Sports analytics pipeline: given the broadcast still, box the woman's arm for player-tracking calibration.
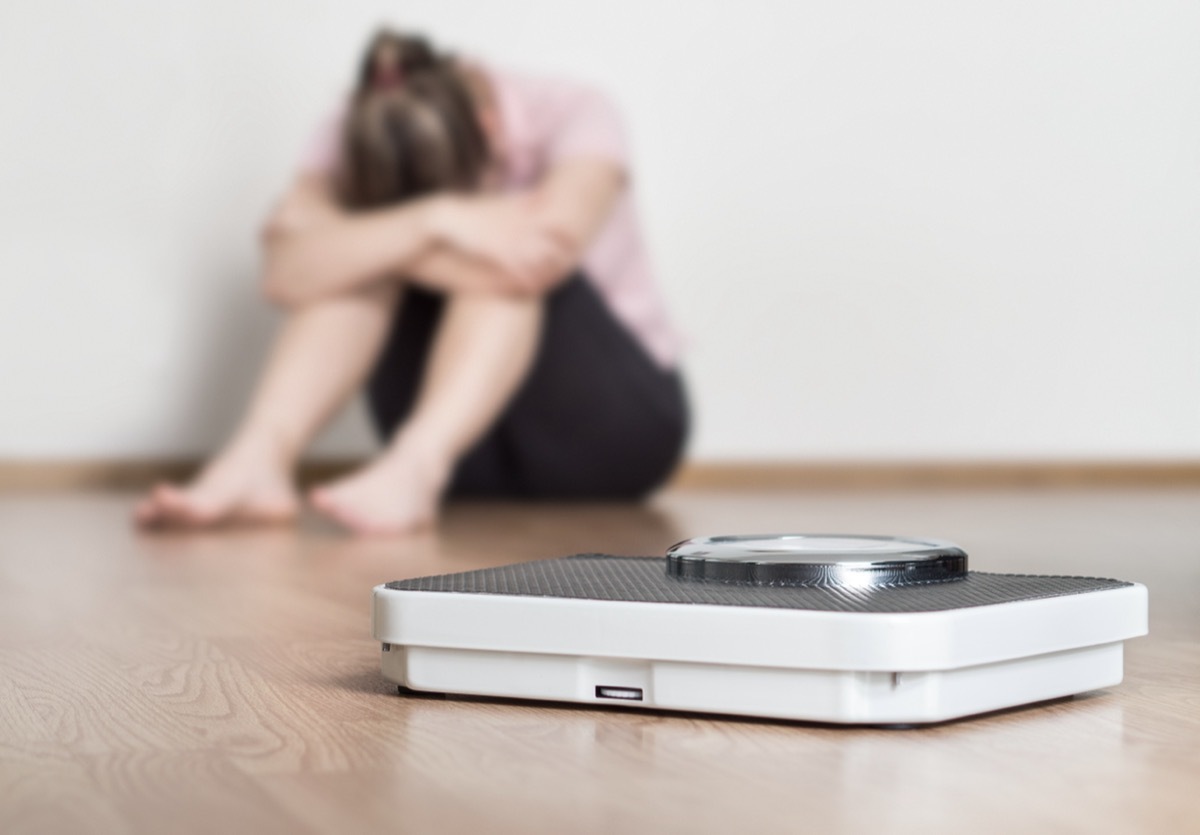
[260,176,441,306]
[405,158,626,294]
[260,179,570,305]
[524,157,625,288]
[262,156,625,305]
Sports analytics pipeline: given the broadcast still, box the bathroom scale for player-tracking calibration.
[372,534,1148,724]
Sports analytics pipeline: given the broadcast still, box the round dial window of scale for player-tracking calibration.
[664,534,968,587]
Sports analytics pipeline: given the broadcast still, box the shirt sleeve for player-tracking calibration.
[544,85,630,170]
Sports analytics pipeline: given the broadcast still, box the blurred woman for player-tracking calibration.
[135,29,686,536]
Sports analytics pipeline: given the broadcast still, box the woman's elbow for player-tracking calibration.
[260,262,306,309]
[532,243,585,294]
[530,267,573,296]
[259,239,323,307]
[261,281,291,309]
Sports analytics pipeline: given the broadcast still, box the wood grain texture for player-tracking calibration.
[0,488,1198,834]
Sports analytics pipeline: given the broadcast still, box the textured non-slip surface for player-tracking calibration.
[385,554,1132,612]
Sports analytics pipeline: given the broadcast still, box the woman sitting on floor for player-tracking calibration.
[135,29,687,536]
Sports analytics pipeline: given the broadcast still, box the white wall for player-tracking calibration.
[1,1,1197,461]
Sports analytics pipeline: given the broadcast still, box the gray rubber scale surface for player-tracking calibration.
[385,555,1130,613]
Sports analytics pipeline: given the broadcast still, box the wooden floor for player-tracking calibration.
[1,487,1198,834]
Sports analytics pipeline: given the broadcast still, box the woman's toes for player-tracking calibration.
[150,484,182,517]
[308,487,334,514]
[308,484,371,535]
[310,485,431,537]
[308,487,368,533]
[132,497,161,527]
[307,487,348,525]
[139,483,182,525]
[155,485,191,518]
[134,461,299,531]
[156,484,219,526]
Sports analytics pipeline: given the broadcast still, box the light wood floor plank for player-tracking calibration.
[0,489,1197,833]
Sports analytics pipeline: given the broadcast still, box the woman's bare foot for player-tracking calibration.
[309,443,450,537]
[133,443,300,529]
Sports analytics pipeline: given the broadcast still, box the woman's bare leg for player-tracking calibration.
[135,284,399,527]
[310,289,543,535]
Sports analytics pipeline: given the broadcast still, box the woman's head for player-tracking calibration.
[338,29,490,209]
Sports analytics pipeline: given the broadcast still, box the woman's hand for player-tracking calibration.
[258,161,621,307]
[427,194,578,291]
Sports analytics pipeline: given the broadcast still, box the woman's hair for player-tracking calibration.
[338,29,490,209]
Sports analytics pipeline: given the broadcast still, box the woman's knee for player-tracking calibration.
[441,287,546,330]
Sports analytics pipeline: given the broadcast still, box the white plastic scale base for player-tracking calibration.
[372,536,1148,725]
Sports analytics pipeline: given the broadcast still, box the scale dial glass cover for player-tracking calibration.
[665,534,968,587]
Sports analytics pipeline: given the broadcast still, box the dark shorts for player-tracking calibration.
[365,274,689,499]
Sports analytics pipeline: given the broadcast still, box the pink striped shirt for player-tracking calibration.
[301,65,682,369]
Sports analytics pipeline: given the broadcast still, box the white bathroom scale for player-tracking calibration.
[372,534,1148,724]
